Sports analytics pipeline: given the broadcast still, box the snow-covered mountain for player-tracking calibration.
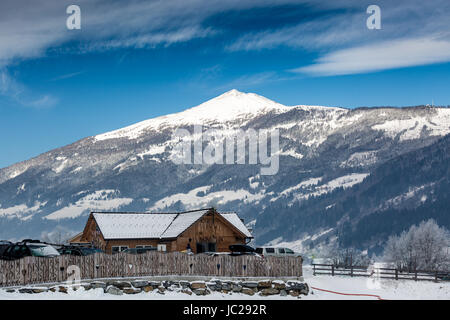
[1,89,449,253]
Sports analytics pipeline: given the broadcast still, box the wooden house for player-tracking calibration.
[70,208,253,254]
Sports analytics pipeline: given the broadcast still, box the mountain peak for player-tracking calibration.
[219,89,244,97]
[95,90,289,141]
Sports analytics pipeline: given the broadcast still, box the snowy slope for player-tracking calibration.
[0,90,450,250]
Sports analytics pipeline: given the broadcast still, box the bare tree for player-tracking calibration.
[383,219,450,271]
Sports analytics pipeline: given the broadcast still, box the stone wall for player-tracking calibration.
[3,278,309,298]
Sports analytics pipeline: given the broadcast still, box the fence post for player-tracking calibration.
[313,264,316,276]
[414,268,417,281]
[435,271,438,283]
[350,266,353,277]
[332,265,334,277]
[395,269,398,280]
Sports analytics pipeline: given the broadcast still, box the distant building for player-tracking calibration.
[70,208,253,254]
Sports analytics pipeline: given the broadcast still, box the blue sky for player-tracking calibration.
[1,0,450,168]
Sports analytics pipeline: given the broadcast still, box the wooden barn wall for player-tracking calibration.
[174,212,246,253]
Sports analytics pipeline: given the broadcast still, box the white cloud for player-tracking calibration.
[294,38,450,76]
[228,0,450,76]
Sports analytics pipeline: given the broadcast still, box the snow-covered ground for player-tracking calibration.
[1,265,449,300]
[302,266,450,300]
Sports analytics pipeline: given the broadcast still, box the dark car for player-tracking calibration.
[58,246,103,256]
[228,244,262,257]
[229,244,255,253]
[0,240,12,256]
[1,240,60,260]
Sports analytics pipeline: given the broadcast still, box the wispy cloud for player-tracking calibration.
[0,0,302,66]
[0,0,449,77]
[294,37,450,76]
[0,70,58,108]
[50,70,86,81]
[228,0,450,76]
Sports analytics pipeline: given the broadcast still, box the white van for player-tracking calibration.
[255,247,302,257]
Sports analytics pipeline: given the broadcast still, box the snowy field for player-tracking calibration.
[1,265,449,300]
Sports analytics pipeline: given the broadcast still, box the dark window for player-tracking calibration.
[196,242,207,253]
[208,243,216,252]
[111,246,120,254]
[266,248,275,253]
[255,248,263,254]
[285,248,294,254]
[278,248,285,254]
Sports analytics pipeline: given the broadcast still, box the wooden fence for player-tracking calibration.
[0,252,302,287]
[312,264,370,277]
[312,264,450,282]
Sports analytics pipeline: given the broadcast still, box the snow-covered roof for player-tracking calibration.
[93,212,178,239]
[220,213,253,238]
[92,209,252,240]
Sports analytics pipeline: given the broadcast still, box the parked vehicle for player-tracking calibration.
[1,240,60,260]
[122,247,156,255]
[0,240,12,256]
[58,245,103,256]
[228,244,262,257]
[255,247,302,257]
[229,244,255,253]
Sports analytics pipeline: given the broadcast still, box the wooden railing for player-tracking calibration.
[312,264,450,282]
[0,252,303,287]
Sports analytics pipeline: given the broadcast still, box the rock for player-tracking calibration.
[18,288,34,294]
[232,284,242,293]
[221,282,232,291]
[190,281,206,289]
[123,287,142,294]
[181,289,193,295]
[289,290,300,297]
[241,288,255,296]
[286,281,309,295]
[142,286,154,293]
[260,288,279,296]
[241,281,258,288]
[58,286,68,294]
[106,286,123,295]
[272,280,286,290]
[91,281,106,289]
[32,288,48,293]
[149,281,161,287]
[206,282,219,291]
[193,288,210,296]
[5,289,16,293]
[131,280,149,288]
[280,290,288,297]
[179,281,190,289]
[257,280,272,289]
[82,284,93,291]
[157,286,166,294]
[112,281,131,289]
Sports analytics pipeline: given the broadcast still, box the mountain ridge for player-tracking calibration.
[0,90,449,252]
